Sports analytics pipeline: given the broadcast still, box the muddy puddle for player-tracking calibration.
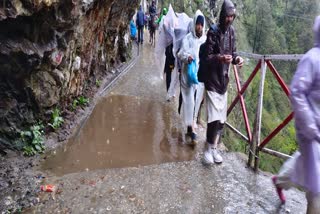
[42,95,196,176]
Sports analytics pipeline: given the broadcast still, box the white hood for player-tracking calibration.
[191,10,206,43]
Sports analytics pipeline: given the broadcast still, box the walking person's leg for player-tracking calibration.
[203,90,227,164]
[141,26,144,44]
[165,68,172,91]
[306,192,320,214]
[204,121,223,164]
[138,27,141,43]
[194,83,205,128]
[181,85,197,145]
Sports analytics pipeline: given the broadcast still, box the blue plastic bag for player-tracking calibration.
[187,60,199,85]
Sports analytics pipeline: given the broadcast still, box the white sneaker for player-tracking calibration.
[212,148,223,163]
[203,147,214,164]
[203,143,214,164]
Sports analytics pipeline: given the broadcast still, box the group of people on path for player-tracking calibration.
[131,1,162,45]
[155,0,320,213]
[158,0,243,164]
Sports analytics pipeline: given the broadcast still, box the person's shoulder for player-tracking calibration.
[229,25,236,33]
[306,47,320,63]
[209,24,219,33]
[207,24,220,36]
[185,32,192,38]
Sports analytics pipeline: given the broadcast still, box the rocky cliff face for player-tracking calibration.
[0,0,139,150]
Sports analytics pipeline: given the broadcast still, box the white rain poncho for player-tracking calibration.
[155,5,194,100]
[155,5,176,80]
[177,10,206,126]
[166,13,193,100]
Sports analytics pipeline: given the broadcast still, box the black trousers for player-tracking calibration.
[137,26,144,43]
[164,67,172,91]
[206,121,224,144]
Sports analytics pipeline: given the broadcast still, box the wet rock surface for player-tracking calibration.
[0,152,41,212]
[34,154,306,213]
[0,0,139,149]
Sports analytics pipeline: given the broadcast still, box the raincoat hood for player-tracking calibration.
[314,16,320,47]
[173,13,193,56]
[219,0,236,32]
[192,10,206,42]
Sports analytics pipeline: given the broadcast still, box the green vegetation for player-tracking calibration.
[48,108,64,130]
[77,96,89,106]
[21,124,45,156]
[96,79,102,87]
[72,96,90,111]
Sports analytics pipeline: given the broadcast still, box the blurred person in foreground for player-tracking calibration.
[272,16,320,213]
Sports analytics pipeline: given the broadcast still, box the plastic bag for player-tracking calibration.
[187,60,198,85]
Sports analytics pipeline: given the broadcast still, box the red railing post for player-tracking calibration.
[259,112,294,149]
[226,53,301,170]
[232,65,253,143]
[227,61,261,116]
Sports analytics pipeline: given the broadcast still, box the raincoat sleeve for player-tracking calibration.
[290,56,319,142]
[177,36,191,63]
[205,28,221,64]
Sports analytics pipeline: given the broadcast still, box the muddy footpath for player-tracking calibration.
[1,41,307,213]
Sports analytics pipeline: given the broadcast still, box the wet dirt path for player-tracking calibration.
[34,38,307,213]
[41,39,199,176]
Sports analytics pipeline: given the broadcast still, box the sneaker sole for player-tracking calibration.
[214,159,223,164]
[203,156,214,165]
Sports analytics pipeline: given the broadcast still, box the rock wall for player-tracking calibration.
[0,0,139,149]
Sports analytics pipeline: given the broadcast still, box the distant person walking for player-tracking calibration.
[136,5,145,44]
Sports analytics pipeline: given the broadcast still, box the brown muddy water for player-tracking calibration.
[42,95,196,176]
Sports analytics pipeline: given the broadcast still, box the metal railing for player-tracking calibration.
[226,52,303,171]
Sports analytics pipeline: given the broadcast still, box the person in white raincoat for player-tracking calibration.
[155,5,175,80]
[272,16,320,213]
[177,10,206,145]
[166,13,193,102]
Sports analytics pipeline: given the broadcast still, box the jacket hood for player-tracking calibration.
[192,10,206,42]
[218,0,236,32]
[314,16,320,47]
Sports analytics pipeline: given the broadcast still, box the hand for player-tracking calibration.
[236,56,244,68]
[188,56,193,64]
[220,54,232,63]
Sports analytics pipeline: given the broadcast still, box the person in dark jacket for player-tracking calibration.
[164,43,175,91]
[202,0,243,164]
[136,5,145,44]
[149,1,157,17]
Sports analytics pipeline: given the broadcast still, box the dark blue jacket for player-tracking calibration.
[136,8,145,27]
